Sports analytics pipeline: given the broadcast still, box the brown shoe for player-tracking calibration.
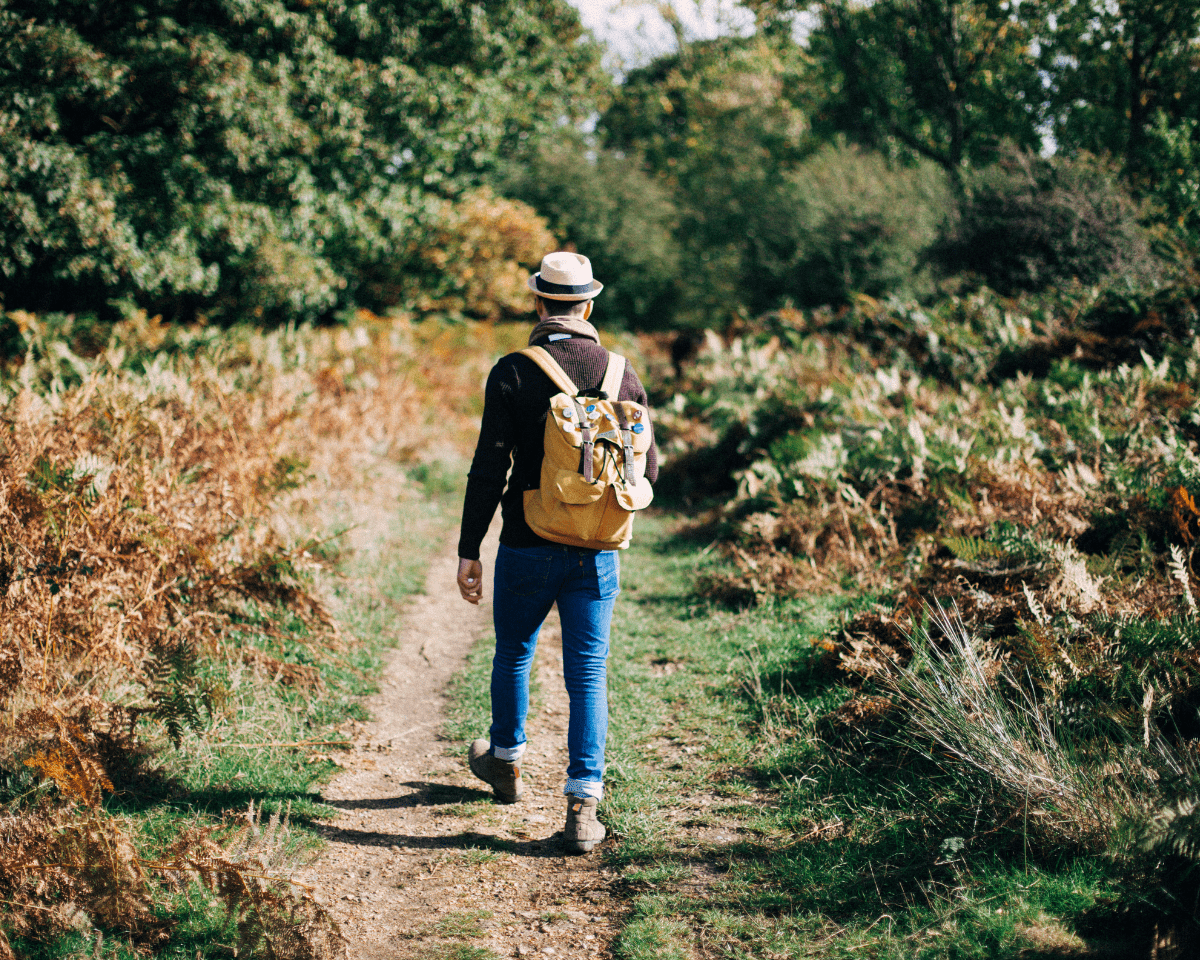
[467,739,523,803]
[564,796,605,853]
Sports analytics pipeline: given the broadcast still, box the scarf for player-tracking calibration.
[527,316,601,346]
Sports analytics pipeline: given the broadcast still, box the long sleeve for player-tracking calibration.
[457,363,515,561]
[621,365,659,485]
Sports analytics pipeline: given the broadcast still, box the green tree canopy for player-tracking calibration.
[599,32,818,323]
[1039,0,1200,179]
[806,0,1046,181]
[499,136,682,330]
[0,0,605,323]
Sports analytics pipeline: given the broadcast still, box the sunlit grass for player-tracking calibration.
[480,512,1133,959]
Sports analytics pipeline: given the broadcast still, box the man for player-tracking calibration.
[456,251,658,853]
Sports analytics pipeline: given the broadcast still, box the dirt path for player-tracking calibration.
[297,528,623,959]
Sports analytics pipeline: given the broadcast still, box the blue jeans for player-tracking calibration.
[489,543,620,799]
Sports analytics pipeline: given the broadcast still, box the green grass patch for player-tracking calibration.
[443,633,497,746]
[433,909,494,938]
[612,913,694,960]
[607,514,1133,958]
[434,510,1144,956]
[412,946,499,960]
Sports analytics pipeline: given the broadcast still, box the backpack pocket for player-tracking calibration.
[552,470,605,505]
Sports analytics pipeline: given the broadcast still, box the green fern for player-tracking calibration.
[942,536,1006,563]
[1139,797,1200,864]
[143,636,212,748]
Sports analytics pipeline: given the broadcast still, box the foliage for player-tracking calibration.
[1040,0,1200,181]
[599,31,817,325]
[936,147,1164,293]
[498,137,682,329]
[882,605,1134,849]
[807,0,1045,178]
[382,188,556,320]
[0,0,603,322]
[561,515,1131,960]
[1143,111,1200,248]
[653,271,1200,608]
[644,249,1200,940]
[756,141,954,307]
[0,308,509,954]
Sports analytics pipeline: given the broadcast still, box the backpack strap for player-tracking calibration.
[603,354,636,484]
[519,346,578,396]
[521,346,597,482]
[600,353,626,399]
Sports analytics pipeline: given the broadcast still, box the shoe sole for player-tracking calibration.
[563,826,606,854]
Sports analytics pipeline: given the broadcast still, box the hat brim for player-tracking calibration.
[527,274,603,300]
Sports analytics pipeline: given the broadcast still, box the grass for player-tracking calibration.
[405,906,500,960]
[433,909,495,937]
[527,512,1136,959]
[443,634,498,747]
[0,310,515,956]
[413,947,499,960]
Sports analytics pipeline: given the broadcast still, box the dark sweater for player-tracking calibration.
[457,336,659,560]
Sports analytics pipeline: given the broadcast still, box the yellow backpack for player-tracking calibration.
[520,346,654,551]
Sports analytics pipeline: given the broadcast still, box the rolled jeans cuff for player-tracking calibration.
[492,743,524,762]
[564,778,603,800]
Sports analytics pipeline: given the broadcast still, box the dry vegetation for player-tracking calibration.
[653,276,1200,938]
[0,308,522,957]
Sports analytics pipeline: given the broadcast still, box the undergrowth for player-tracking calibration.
[595,515,1160,959]
[641,276,1200,951]
[0,309,518,957]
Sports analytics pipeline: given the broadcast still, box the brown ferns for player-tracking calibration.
[0,310,506,955]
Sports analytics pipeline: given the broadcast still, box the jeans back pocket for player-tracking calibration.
[594,551,621,600]
[498,548,553,598]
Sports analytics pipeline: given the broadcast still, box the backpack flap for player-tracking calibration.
[520,345,654,548]
[614,476,654,511]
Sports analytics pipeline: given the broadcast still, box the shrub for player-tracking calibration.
[0,308,513,953]
[499,140,682,329]
[750,143,955,309]
[937,147,1164,293]
[380,189,556,320]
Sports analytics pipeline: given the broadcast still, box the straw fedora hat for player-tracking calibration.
[527,252,603,301]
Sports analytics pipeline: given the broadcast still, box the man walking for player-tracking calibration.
[456,251,658,853]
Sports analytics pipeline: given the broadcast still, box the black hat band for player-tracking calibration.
[535,276,594,295]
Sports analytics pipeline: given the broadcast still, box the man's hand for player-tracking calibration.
[457,558,483,604]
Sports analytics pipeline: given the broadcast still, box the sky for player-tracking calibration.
[565,0,757,72]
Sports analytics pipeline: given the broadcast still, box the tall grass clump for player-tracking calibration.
[875,601,1200,948]
[884,604,1136,850]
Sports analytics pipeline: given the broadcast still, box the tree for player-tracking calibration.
[760,142,954,307]
[934,147,1160,293]
[499,137,682,329]
[807,0,1045,182]
[1040,0,1200,182]
[600,32,817,323]
[0,0,606,322]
